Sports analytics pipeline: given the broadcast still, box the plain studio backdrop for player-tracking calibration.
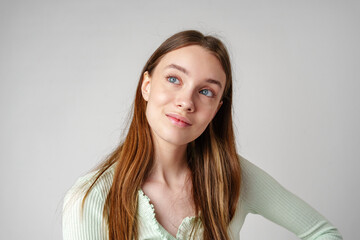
[0,0,358,239]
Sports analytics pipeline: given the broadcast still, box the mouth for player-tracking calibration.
[166,113,192,127]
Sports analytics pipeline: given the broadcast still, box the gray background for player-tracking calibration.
[0,0,358,239]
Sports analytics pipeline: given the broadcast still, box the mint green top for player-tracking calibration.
[62,156,342,239]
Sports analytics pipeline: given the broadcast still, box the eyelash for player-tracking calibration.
[166,75,216,98]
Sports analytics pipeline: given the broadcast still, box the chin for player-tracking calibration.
[159,132,195,146]
[164,137,192,146]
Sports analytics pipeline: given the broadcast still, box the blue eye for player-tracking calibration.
[200,89,214,97]
[168,76,180,84]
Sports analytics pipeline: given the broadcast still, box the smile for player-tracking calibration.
[166,114,192,127]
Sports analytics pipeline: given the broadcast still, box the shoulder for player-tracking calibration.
[237,154,261,181]
[237,154,273,182]
[237,154,283,204]
[62,165,115,240]
[64,165,115,206]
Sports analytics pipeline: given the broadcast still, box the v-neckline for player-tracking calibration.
[138,189,198,239]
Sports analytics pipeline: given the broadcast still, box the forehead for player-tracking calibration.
[155,45,226,84]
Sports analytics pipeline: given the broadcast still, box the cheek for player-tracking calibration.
[145,92,171,121]
[194,110,217,132]
[202,105,219,120]
[149,86,172,106]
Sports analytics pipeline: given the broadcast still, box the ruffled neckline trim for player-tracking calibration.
[138,189,198,239]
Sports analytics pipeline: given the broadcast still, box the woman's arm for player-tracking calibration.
[239,156,343,239]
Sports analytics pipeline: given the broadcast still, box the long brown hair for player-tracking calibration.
[82,30,241,240]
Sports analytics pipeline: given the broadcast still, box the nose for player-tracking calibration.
[176,91,195,112]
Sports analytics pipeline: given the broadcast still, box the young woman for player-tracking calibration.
[62,30,343,240]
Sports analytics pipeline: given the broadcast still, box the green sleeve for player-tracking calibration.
[239,156,343,239]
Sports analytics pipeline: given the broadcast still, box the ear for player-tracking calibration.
[141,71,151,101]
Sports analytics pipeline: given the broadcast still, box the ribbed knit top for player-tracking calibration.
[62,156,343,239]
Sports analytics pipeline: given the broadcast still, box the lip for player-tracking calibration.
[166,113,192,126]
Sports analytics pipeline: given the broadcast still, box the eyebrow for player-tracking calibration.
[166,63,223,89]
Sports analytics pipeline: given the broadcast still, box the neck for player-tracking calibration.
[148,138,190,189]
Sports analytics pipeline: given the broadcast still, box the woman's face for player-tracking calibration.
[141,45,226,147]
